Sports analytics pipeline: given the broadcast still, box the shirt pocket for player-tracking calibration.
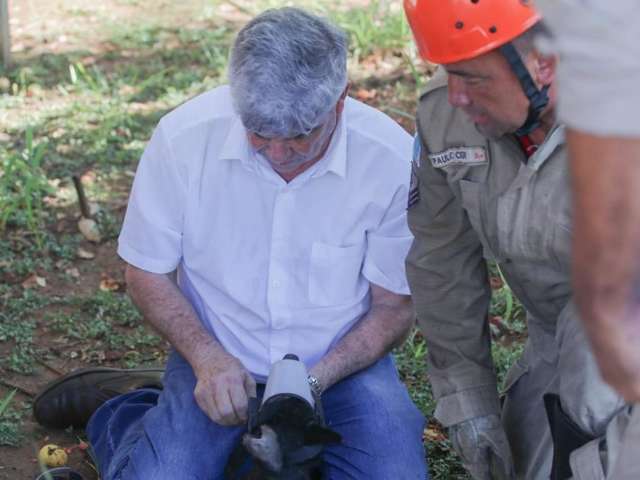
[309,242,364,306]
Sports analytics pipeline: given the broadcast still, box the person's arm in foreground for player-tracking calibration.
[309,284,413,392]
[125,264,256,425]
[535,0,640,401]
[568,132,640,402]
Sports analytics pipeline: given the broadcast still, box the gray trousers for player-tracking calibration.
[501,302,636,479]
[605,405,639,480]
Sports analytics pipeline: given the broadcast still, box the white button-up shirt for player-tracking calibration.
[118,85,413,379]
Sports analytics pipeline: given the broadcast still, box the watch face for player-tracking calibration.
[308,375,322,395]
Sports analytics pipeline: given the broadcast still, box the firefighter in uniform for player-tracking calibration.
[402,1,635,478]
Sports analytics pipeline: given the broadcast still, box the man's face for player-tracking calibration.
[444,50,531,139]
[247,106,340,178]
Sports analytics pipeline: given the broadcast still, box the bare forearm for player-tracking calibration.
[125,264,256,424]
[568,130,640,400]
[309,285,414,392]
[124,264,227,369]
[569,132,640,327]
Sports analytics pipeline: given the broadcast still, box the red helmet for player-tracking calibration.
[404,0,541,64]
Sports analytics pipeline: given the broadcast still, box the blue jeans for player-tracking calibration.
[86,352,428,479]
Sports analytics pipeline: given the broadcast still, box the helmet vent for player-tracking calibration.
[455,21,464,29]
[489,26,497,33]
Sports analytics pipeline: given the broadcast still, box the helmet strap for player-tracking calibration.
[499,42,550,136]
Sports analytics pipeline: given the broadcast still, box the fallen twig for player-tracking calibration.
[0,378,36,397]
[34,355,65,376]
[72,175,92,219]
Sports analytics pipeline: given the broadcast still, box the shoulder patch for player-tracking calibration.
[408,134,421,208]
[408,165,420,209]
[412,134,422,168]
[429,146,488,169]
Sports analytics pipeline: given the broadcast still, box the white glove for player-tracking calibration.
[448,414,515,480]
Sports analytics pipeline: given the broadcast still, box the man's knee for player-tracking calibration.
[109,419,244,480]
[324,435,428,480]
[321,357,428,479]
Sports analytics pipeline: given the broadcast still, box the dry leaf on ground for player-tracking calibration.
[354,88,377,100]
[65,267,80,278]
[423,425,447,443]
[22,274,47,289]
[76,247,96,260]
[99,274,124,292]
[490,276,504,290]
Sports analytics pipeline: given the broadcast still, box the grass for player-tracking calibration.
[0,289,50,374]
[0,390,24,447]
[0,2,526,477]
[0,128,53,249]
[329,1,413,60]
[45,290,163,368]
[395,331,471,479]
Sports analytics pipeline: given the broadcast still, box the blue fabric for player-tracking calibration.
[86,352,428,480]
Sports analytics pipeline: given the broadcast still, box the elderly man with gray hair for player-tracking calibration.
[32,7,428,480]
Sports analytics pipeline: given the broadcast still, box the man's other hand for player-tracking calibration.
[192,348,257,426]
[587,317,640,403]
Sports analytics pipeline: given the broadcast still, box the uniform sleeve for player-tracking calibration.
[362,178,413,295]
[117,120,187,273]
[405,132,500,427]
[536,0,640,137]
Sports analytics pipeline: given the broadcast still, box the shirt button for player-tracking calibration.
[272,280,281,288]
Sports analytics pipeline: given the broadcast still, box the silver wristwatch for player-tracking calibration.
[307,374,323,397]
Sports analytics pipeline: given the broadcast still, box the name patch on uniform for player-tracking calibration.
[428,146,488,169]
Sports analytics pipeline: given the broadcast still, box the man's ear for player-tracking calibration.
[534,53,556,87]
[341,84,350,100]
[336,84,350,116]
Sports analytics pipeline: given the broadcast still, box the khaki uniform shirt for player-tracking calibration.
[406,70,571,427]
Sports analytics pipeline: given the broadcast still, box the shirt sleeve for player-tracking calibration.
[362,177,414,295]
[405,130,500,427]
[536,0,640,137]
[117,120,187,273]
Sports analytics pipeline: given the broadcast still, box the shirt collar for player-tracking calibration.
[314,110,347,179]
[218,116,251,163]
[528,123,565,171]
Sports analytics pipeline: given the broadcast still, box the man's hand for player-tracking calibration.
[585,316,640,403]
[448,414,515,480]
[192,347,257,426]
[124,265,258,425]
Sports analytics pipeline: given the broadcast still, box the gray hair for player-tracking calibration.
[229,7,348,138]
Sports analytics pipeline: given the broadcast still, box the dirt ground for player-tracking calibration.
[3,2,240,478]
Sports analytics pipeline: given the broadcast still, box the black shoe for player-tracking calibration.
[33,367,164,429]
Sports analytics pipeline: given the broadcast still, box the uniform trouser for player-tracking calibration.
[501,302,636,479]
[606,404,639,480]
[85,351,428,480]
